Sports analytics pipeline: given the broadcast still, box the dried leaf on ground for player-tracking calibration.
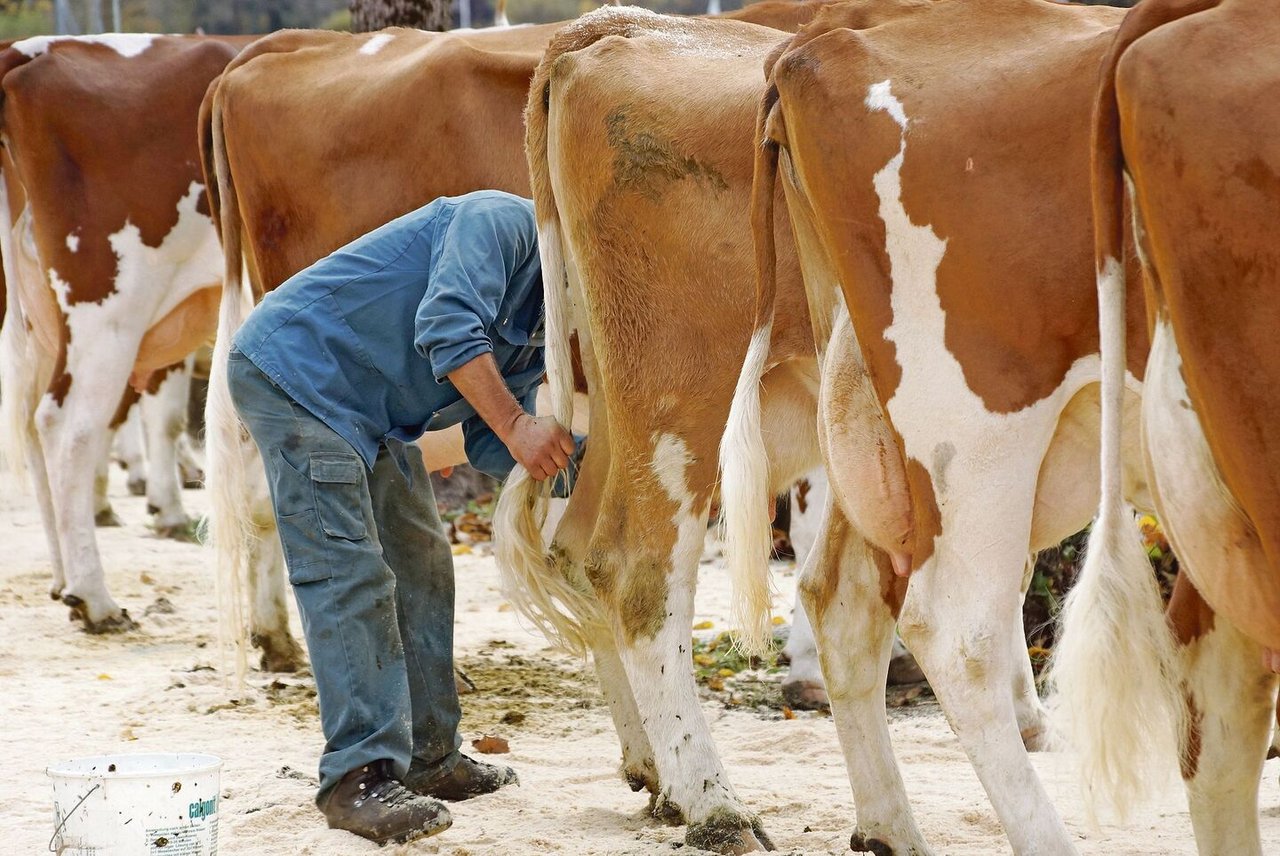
[471,734,510,755]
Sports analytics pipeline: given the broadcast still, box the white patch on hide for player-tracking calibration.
[14,34,158,59]
[865,80,1102,543]
[358,33,394,55]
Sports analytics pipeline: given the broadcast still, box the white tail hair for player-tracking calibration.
[493,217,594,655]
[1049,18,1193,820]
[203,96,258,683]
[1048,256,1185,825]
[718,112,784,656]
[0,175,34,485]
[720,325,776,655]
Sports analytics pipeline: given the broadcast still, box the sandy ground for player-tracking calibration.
[2,468,1279,855]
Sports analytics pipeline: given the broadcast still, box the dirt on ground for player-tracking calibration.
[2,468,1278,855]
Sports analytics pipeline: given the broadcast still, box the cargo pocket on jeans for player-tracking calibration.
[309,452,369,541]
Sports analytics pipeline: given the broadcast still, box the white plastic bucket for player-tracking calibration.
[47,753,222,855]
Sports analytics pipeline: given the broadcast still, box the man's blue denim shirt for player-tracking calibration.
[233,190,545,481]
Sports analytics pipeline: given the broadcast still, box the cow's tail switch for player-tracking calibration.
[493,51,595,657]
[1048,0,1205,827]
[0,46,37,485]
[200,79,258,683]
[0,170,32,485]
[719,84,784,657]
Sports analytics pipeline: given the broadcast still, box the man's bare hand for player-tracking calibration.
[507,414,575,481]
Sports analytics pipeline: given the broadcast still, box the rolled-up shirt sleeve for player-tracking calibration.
[414,203,526,381]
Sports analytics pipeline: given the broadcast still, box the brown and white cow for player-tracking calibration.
[0,34,247,631]
[720,1,1158,853]
[1053,1,1280,853]
[498,4,1071,849]
[200,2,825,675]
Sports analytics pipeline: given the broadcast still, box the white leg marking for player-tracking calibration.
[620,434,752,833]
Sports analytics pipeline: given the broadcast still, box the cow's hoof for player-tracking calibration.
[183,477,205,490]
[623,760,660,796]
[782,679,829,711]
[127,478,147,497]
[155,519,200,543]
[686,811,772,854]
[94,507,124,528]
[647,791,684,825]
[1020,725,1051,752]
[850,831,896,855]
[64,595,137,634]
[887,651,925,686]
[252,633,306,673]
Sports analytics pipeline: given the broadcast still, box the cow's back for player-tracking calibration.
[216,24,560,292]
[0,36,244,307]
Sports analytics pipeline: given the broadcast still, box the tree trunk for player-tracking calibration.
[349,0,452,32]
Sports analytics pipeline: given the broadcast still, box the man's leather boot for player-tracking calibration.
[319,760,453,844]
[406,754,519,801]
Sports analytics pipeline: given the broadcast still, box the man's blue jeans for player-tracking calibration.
[226,349,462,799]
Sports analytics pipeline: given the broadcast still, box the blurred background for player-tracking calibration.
[0,0,763,38]
[0,0,1136,40]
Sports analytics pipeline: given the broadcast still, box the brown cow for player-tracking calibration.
[721,1,1150,853]
[0,34,248,631]
[200,2,826,675]
[1053,1,1280,853]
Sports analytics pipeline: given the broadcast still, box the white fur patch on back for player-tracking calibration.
[65,232,79,253]
[14,34,158,59]
[358,33,394,55]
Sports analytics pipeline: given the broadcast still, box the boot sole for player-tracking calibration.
[382,813,453,846]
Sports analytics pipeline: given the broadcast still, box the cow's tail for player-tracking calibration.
[720,85,783,656]
[0,48,37,485]
[0,183,32,486]
[1049,0,1217,825]
[492,41,596,656]
[200,78,257,681]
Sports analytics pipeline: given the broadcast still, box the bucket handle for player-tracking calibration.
[49,783,100,854]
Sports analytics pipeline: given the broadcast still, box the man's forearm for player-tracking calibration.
[446,352,525,442]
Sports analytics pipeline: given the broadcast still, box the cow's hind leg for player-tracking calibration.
[583,615,663,805]
[243,448,304,672]
[247,524,304,672]
[141,360,197,541]
[35,335,139,631]
[93,444,123,528]
[605,434,769,853]
[898,519,1072,856]
[114,403,149,497]
[1012,565,1050,752]
[781,578,828,711]
[803,497,930,855]
[1169,575,1276,855]
[540,473,663,802]
[1,310,66,597]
